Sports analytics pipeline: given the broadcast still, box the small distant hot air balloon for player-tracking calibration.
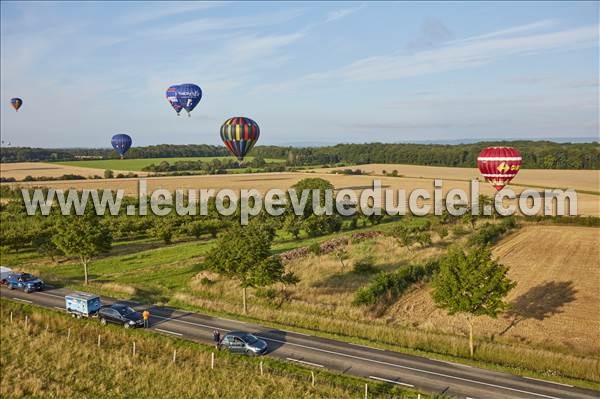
[220,117,260,162]
[477,147,522,191]
[10,98,22,111]
[111,134,132,159]
[176,83,202,117]
[166,85,182,115]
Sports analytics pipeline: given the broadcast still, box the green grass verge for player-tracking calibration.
[0,299,433,399]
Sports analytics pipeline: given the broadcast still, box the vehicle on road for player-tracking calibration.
[98,303,144,328]
[4,272,44,293]
[0,266,12,284]
[65,292,102,318]
[219,331,268,356]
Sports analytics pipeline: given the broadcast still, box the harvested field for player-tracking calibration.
[387,225,600,356]
[3,170,597,216]
[0,161,148,180]
[316,163,600,194]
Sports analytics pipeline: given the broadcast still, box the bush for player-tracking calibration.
[353,257,377,275]
[104,169,114,179]
[353,260,439,306]
[200,277,213,286]
[255,287,277,300]
[468,222,513,246]
[308,242,321,256]
[451,224,469,236]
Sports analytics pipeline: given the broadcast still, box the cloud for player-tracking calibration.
[116,2,225,25]
[325,5,363,23]
[405,18,453,51]
[448,19,558,44]
[310,24,599,82]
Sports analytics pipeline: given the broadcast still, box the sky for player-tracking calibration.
[0,1,598,148]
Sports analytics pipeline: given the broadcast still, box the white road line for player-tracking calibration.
[524,377,573,388]
[12,297,32,303]
[286,358,324,368]
[369,376,414,387]
[155,328,183,336]
[11,290,573,399]
[438,360,472,368]
[221,317,248,324]
[350,343,385,351]
[282,329,310,337]
[37,292,63,298]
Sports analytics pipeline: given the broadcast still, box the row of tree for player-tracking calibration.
[2,141,598,169]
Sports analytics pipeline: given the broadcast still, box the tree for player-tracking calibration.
[431,246,516,357]
[204,223,297,314]
[52,212,112,285]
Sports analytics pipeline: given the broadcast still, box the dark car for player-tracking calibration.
[5,272,44,293]
[98,303,143,328]
[219,331,268,356]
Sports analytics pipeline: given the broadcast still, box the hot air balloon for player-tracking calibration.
[220,117,260,162]
[111,134,132,159]
[477,147,522,191]
[10,98,22,111]
[166,85,182,115]
[175,83,202,116]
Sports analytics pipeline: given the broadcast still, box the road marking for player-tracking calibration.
[523,377,574,388]
[282,329,310,337]
[7,289,573,399]
[350,343,385,351]
[221,317,247,324]
[438,360,472,368]
[53,306,65,311]
[369,375,414,387]
[12,297,32,303]
[155,328,183,336]
[286,358,324,368]
[38,292,62,298]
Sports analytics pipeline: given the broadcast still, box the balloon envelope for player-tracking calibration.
[166,85,182,114]
[477,147,522,191]
[220,117,260,161]
[111,134,132,157]
[176,83,202,115]
[10,98,22,111]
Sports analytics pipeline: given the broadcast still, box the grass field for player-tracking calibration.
[55,156,285,171]
[0,300,422,399]
[3,221,599,384]
[0,161,150,180]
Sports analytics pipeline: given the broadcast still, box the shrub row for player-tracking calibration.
[353,259,439,306]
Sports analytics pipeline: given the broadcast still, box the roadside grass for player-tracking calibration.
[2,223,599,386]
[0,299,430,399]
[55,157,285,172]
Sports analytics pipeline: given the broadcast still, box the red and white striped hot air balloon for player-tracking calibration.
[477,147,522,191]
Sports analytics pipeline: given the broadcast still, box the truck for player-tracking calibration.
[4,272,44,293]
[65,292,102,318]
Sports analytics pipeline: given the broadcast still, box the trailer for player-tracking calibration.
[65,292,102,318]
[0,266,11,285]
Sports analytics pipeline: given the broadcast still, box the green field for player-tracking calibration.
[55,157,285,171]
[1,300,421,399]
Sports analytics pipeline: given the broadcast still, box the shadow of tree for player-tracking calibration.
[500,281,577,336]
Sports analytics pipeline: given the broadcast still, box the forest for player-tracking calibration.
[1,141,598,169]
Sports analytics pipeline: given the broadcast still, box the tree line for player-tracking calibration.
[2,140,598,169]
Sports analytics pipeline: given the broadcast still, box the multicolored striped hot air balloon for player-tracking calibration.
[10,98,22,111]
[477,147,522,191]
[220,117,260,162]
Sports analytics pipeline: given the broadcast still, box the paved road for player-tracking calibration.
[2,286,598,399]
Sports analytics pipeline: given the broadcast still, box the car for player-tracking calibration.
[219,331,268,356]
[98,303,143,328]
[4,272,44,293]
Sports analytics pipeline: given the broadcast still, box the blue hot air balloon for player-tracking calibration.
[166,85,182,115]
[176,83,202,117]
[111,134,132,159]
